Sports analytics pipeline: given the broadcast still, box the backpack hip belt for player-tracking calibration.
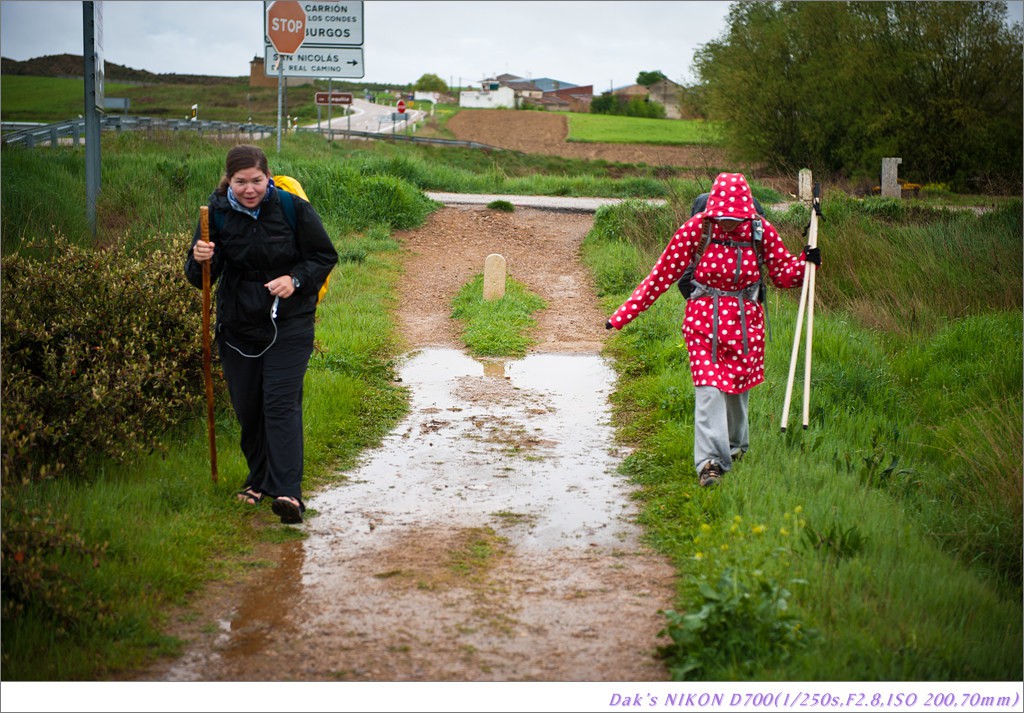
[688,282,762,362]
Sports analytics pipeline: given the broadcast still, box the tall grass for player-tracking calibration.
[584,199,1022,679]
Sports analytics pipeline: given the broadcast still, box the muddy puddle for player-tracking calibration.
[150,347,674,683]
[309,347,642,553]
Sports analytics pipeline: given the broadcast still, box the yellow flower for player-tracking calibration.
[730,523,740,534]
[720,544,729,552]
[694,552,704,560]
[780,527,790,536]
[700,523,712,533]
[752,524,767,535]
[795,505,803,514]
[733,515,743,523]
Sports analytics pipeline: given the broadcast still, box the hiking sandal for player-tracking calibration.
[236,488,265,505]
[272,496,304,524]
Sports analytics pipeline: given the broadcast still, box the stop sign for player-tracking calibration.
[267,1,306,55]
[397,99,407,114]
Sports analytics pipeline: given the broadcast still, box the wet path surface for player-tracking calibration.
[138,205,677,683]
[314,348,640,552]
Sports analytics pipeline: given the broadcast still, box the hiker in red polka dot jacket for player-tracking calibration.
[606,172,821,488]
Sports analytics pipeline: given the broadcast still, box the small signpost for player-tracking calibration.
[315,92,353,106]
[396,99,407,114]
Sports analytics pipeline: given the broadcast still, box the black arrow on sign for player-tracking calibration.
[347,59,358,66]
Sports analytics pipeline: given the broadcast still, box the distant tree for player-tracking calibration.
[636,70,668,87]
[694,1,1022,189]
[590,92,617,115]
[590,92,666,119]
[413,73,448,94]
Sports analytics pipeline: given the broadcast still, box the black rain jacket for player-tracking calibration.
[184,187,338,343]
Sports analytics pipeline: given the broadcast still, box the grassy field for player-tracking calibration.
[1,118,1021,684]
[566,112,724,145]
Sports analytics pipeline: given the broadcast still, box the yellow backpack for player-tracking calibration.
[273,175,331,304]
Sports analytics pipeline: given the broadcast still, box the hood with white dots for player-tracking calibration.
[702,172,758,220]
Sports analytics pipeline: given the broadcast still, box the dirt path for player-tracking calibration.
[133,204,678,683]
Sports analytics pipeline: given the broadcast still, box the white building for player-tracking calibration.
[458,85,516,109]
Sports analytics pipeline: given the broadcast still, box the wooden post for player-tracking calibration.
[199,206,218,482]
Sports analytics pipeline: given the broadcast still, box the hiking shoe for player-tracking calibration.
[698,462,724,488]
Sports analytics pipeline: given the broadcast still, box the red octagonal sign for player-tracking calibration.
[267,1,306,55]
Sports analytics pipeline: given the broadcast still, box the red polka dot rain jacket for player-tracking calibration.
[608,173,809,394]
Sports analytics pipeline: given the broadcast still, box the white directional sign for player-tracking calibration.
[263,1,364,78]
[300,1,363,47]
[265,47,364,78]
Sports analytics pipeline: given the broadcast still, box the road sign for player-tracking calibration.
[315,92,353,106]
[396,99,407,114]
[266,1,306,55]
[301,1,364,47]
[265,48,364,78]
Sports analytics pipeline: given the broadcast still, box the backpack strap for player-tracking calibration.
[678,217,713,298]
[277,188,297,233]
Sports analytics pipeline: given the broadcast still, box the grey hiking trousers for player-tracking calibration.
[694,385,749,475]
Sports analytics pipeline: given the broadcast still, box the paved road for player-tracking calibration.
[425,192,667,213]
[316,97,426,134]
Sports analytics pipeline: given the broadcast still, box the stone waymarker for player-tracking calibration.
[881,157,903,198]
[483,253,506,301]
[798,169,813,201]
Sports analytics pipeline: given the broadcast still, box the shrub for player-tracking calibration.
[1,233,215,483]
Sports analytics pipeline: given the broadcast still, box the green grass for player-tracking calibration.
[451,274,547,357]
[584,199,1023,680]
[566,112,725,146]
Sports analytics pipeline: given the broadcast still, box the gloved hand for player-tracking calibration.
[605,320,613,330]
[804,245,821,267]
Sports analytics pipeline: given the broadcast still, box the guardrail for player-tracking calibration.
[1,117,278,148]
[1,116,514,154]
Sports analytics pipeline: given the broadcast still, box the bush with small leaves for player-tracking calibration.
[1,232,221,483]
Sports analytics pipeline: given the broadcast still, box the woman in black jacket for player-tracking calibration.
[185,145,338,523]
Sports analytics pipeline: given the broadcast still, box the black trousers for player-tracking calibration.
[218,317,315,502]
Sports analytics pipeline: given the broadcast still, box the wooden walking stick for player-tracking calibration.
[199,206,218,482]
[780,183,821,433]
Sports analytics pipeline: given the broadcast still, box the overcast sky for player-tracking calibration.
[0,0,730,88]
[3,2,1022,89]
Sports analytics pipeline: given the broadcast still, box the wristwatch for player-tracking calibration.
[291,276,301,290]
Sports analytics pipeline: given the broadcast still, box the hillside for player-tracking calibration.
[0,53,241,85]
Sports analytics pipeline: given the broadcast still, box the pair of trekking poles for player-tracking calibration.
[780,183,822,433]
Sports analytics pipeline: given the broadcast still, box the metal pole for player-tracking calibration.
[801,184,822,429]
[83,1,102,239]
[327,78,333,137]
[276,54,284,153]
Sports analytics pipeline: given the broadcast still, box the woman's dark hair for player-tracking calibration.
[216,144,271,195]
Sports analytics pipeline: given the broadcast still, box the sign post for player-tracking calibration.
[83,1,104,238]
[266,0,307,152]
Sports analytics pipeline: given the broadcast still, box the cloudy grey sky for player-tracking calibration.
[2,1,1022,88]
[0,0,744,88]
